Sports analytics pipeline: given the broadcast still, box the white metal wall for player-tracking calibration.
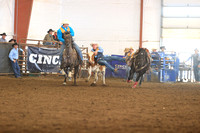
[0,0,15,41]
[28,0,161,55]
[162,0,200,61]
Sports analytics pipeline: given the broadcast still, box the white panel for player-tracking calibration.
[28,0,62,41]
[28,0,161,55]
[0,0,15,40]
[163,7,200,17]
[143,0,161,50]
[60,0,140,55]
[163,18,200,28]
[163,29,200,39]
[164,0,200,6]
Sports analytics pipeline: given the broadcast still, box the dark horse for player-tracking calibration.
[61,31,80,85]
[127,48,151,88]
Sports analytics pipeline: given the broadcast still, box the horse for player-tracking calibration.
[86,52,106,86]
[60,31,80,85]
[127,48,151,88]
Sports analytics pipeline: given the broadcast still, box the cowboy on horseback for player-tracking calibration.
[57,19,83,64]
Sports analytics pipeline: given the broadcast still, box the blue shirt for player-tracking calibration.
[91,46,104,58]
[0,38,7,42]
[57,25,75,44]
[9,48,23,61]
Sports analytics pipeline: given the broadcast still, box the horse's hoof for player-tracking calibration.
[73,84,77,86]
[90,83,96,86]
[85,80,89,82]
[63,82,66,85]
[102,84,107,86]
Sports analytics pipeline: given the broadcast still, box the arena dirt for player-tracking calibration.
[0,76,200,133]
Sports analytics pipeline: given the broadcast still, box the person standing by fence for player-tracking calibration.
[9,43,25,78]
[185,48,200,83]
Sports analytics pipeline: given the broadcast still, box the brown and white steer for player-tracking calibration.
[86,52,106,86]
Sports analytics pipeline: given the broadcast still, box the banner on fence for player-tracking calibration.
[27,46,60,72]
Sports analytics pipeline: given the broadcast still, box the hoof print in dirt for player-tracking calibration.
[90,83,97,86]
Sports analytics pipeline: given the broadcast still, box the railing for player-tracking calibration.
[0,40,89,75]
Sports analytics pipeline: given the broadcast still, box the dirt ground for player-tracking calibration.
[0,76,200,133]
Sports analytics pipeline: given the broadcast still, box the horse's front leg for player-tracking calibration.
[63,68,68,85]
[128,65,135,83]
[133,71,145,88]
[73,66,79,86]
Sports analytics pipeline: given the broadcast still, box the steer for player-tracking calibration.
[86,52,106,86]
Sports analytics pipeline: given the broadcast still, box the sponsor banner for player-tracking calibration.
[27,46,60,72]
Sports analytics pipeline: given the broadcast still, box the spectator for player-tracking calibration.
[185,48,200,83]
[0,33,7,42]
[9,43,25,78]
[8,39,17,43]
[159,46,166,53]
[43,29,55,45]
[53,31,59,41]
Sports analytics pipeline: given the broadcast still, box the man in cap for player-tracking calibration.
[43,29,56,45]
[9,43,25,78]
[0,33,7,42]
[160,46,166,53]
[185,48,200,82]
[90,43,125,73]
[57,20,83,64]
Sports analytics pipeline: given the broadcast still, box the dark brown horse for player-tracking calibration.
[61,31,80,85]
[127,48,151,88]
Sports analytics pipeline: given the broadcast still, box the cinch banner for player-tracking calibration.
[27,46,60,73]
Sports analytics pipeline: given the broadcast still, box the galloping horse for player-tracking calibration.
[60,31,80,85]
[86,52,106,86]
[127,48,151,88]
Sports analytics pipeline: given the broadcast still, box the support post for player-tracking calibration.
[139,0,144,48]
[14,0,33,43]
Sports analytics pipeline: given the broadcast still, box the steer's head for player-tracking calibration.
[87,52,96,67]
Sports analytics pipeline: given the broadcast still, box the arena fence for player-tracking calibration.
[0,40,88,76]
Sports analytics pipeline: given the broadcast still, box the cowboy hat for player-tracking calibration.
[9,39,16,43]
[62,19,71,25]
[194,48,199,52]
[47,29,54,33]
[0,33,7,36]
[129,47,134,50]
[12,43,19,47]
[160,46,166,50]
[90,42,99,46]
[152,48,157,50]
